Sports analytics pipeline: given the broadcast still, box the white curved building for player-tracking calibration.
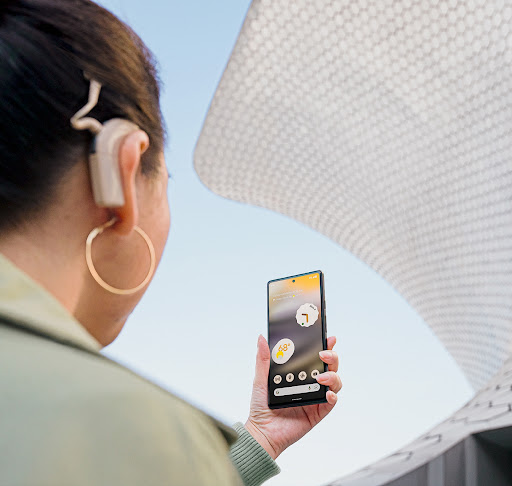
[194,1,512,484]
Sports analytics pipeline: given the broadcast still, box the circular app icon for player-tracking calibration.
[296,303,319,327]
[273,375,282,384]
[286,373,294,382]
[298,371,307,381]
[311,369,320,379]
[272,338,295,364]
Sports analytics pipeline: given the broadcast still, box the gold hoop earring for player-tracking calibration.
[85,219,156,296]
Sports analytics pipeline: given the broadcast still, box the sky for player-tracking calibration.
[97,2,474,485]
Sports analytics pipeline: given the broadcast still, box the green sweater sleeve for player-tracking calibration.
[229,422,281,486]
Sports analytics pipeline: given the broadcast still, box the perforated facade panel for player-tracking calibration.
[194,0,512,483]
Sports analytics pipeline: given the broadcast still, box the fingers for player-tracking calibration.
[319,349,338,372]
[319,336,342,394]
[316,371,343,393]
[326,335,336,351]
[326,390,338,406]
[253,334,271,389]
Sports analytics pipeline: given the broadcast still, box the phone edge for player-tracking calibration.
[267,270,328,409]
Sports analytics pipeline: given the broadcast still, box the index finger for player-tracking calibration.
[326,335,336,350]
[324,336,339,372]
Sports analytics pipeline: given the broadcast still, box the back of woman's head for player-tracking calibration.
[0,0,164,232]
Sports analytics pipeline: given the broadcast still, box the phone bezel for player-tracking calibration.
[267,270,328,409]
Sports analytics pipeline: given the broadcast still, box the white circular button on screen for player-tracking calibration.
[311,370,320,379]
[296,303,319,327]
[273,375,282,384]
[272,338,295,364]
[298,371,307,380]
[286,373,294,382]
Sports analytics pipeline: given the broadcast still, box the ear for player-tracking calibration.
[111,130,150,236]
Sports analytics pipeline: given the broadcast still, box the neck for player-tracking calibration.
[0,219,86,314]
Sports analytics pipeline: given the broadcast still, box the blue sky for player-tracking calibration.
[97,2,473,485]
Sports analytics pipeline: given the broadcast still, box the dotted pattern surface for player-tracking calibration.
[194,0,512,483]
[195,0,512,391]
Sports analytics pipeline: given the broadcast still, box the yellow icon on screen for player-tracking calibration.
[271,338,295,364]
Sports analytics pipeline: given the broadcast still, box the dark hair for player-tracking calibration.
[0,0,165,231]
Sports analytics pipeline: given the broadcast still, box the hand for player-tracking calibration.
[244,335,342,460]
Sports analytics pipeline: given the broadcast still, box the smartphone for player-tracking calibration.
[267,270,327,409]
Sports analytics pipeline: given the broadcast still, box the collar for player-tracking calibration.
[0,253,101,353]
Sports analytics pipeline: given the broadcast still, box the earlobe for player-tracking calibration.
[111,129,150,236]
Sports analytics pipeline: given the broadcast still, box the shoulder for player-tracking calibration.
[0,324,241,486]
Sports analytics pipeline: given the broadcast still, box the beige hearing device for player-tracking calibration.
[70,78,139,207]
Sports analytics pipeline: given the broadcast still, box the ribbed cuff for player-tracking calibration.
[229,422,281,486]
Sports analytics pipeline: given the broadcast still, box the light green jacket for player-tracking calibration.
[0,254,279,486]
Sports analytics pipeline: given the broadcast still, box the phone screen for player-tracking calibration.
[267,270,327,408]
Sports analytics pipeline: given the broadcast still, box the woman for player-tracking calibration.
[0,1,342,485]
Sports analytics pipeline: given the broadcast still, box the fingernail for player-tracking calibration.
[319,351,331,359]
[316,372,329,382]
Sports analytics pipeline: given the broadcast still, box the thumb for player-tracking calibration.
[253,334,271,389]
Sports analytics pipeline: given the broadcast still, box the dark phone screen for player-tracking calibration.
[268,270,327,408]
